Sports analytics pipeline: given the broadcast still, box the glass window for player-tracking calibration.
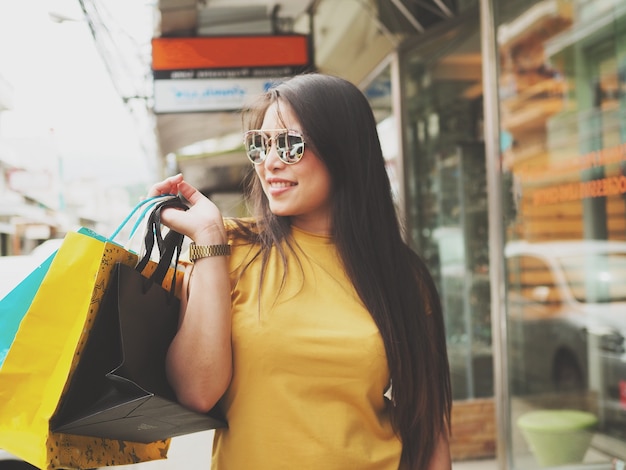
[401,15,492,400]
[496,0,626,466]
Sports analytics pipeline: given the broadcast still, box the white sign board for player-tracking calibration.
[153,77,279,113]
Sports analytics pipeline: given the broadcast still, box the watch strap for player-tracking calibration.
[189,242,231,261]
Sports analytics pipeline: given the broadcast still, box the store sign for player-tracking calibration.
[153,77,279,114]
[151,35,312,113]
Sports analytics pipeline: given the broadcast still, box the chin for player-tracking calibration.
[269,209,293,217]
[267,204,292,217]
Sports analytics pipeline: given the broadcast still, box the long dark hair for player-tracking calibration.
[238,73,451,469]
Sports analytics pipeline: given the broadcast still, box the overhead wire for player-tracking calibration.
[77,0,159,179]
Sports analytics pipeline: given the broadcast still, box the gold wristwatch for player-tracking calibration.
[189,242,231,261]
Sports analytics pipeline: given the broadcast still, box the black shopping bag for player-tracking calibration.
[51,197,226,443]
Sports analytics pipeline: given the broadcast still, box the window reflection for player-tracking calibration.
[559,251,626,303]
[498,0,626,466]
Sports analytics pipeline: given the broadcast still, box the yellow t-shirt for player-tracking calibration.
[211,225,401,469]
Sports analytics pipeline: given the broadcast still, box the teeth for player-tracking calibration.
[270,181,295,188]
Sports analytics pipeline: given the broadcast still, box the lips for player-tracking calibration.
[269,181,296,188]
[265,178,297,197]
[266,177,297,188]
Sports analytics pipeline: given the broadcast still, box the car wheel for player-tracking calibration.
[553,352,584,391]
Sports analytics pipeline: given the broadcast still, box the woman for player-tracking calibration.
[149,73,452,469]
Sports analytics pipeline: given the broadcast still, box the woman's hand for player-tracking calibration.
[147,172,185,199]
[150,174,233,412]
[148,174,226,244]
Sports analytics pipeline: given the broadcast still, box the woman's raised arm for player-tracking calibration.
[148,174,233,412]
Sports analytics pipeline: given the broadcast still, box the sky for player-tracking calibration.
[0,0,156,190]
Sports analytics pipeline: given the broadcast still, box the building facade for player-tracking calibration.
[370,0,626,467]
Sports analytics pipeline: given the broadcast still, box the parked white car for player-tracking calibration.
[505,239,626,434]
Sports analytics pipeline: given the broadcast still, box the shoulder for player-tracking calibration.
[224,216,251,232]
[223,217,263,271]
[224,217,259,244]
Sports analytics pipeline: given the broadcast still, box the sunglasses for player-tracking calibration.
[244,129,306,165]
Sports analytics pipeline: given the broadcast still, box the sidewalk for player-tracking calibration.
[453,458,499,469]
[107,432,500,469]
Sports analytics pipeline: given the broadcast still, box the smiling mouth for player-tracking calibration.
[269,181,297,188]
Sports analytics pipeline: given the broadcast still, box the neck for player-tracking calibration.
[291,216,331,236]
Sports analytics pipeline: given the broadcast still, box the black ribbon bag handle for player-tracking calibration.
[136,196,189,292]
[51,196,227,443]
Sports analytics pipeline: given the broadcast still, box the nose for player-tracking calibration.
[263,138,286,170]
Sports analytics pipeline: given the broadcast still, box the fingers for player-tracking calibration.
[177,181,203,205]
[147,173,184,197]
[146,175,221,240]
[159,205,189,234]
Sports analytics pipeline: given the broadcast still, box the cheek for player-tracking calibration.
[254,165,267,185]
[320,178,333,203]
[308,166,332,199]
[252,166,268,192]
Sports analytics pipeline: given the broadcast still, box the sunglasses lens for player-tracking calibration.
[245,132,265,163]
[244,130,305,164]
[278,132,305,164]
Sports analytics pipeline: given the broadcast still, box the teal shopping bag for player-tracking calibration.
[0,252,56,367]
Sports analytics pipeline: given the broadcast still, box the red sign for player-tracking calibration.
[151,35,311,72]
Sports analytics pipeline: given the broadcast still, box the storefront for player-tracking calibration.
[495,0,626,467]
[366,0,626,467]
[157,0,625,465]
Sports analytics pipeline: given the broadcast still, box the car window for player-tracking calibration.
[558,253,626,303]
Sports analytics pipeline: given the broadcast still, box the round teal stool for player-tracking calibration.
[517,410,598,467]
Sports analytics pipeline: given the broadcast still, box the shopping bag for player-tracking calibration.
[0,196,177,469]
[51,197,226,442]
[0,195,165,369]
[0,251,55,368]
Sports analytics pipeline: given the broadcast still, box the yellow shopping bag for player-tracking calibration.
[50,198,224,443]
[0,197,184,469]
